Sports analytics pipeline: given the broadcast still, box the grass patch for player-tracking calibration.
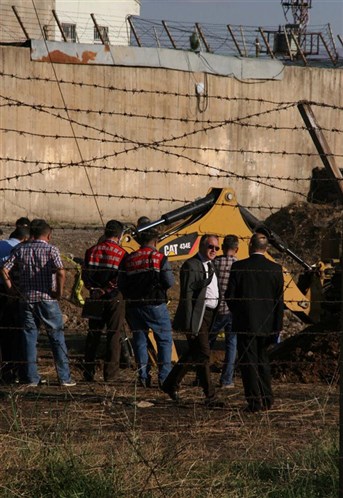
[219,431,338,497]
[0,430,338,497]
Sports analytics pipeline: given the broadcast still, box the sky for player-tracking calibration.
[140,0,343,38]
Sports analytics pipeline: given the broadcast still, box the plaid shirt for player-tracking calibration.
[214,254,237,315]
[4,240,63,302]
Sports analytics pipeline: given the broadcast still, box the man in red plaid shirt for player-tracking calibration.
[82,220,127,382]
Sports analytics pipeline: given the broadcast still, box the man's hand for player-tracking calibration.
[51,290,63,300]
[267,332,281,346]
[91,288,106,299]
[55,268,65,301]
[1,267,12,292]
[6,286,17,298]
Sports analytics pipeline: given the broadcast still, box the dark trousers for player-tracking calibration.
[0,293,25,383]
[237,334,273,410]
[163,308,216,399]
[84,292,125,381]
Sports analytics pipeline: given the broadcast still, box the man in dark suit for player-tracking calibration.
[162,234,224,407]
[225,233,284,412]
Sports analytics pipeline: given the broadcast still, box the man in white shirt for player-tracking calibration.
[162,234,224,407]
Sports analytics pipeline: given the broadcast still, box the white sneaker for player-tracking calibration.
[61,380,76,387]
[26,379,47,387]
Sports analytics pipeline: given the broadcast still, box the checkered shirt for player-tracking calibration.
[4,240,63,302]
[214,254,237,314]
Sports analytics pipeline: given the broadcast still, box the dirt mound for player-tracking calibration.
[265,202,341,383]
[265,201,342,266]
[270,319,339,384]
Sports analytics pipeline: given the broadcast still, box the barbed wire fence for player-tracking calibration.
[0,8,342,496]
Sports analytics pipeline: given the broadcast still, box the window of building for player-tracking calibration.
[62,23,77,42]
[43,25,49,40]
[94,26,109,43]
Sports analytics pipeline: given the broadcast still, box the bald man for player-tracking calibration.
[225,233,284,413]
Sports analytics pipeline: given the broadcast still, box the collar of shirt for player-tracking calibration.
[32,239,48,244]
[205,269,219,308]
[202,260,213,276]
[142,244,157,250]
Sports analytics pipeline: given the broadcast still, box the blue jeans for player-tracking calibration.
[209,313,237,386]
[19,301,72,384]
[126,303,173,384]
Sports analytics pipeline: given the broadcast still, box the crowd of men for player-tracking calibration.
[0,217,284,412]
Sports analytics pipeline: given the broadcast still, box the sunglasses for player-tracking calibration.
[207,244,220,251]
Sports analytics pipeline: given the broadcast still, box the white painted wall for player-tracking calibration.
[54,0,141,45]
[0,0,140,45]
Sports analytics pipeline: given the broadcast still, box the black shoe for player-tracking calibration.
[158,380,165,390]
[210,364,222,373]
[261,404,273,412]
[205,397,225,408]
[161,383,180,402]
[242,405,262,413]
[138,377,152,388]
[167,390,181,402]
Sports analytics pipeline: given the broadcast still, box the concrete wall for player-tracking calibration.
[0,45,342,225]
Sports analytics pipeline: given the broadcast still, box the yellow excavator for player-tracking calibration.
[122,186,340,327]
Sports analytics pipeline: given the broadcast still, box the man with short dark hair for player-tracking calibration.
[209,234,239,388]
[162,234,223,407]
[137,216,151,227]
[121,228,174,388]
[9,217,30,239]
[15,217,30,228]
[226,233,284,412]
[1,219,75,386]
[82,220,127,382]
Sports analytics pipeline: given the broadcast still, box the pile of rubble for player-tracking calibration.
[266,201,341,384]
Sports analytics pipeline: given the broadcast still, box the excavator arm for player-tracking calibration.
[122,187,316,323]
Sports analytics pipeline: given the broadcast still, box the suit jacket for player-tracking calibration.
[225,254,284,336]
[173,254,217,334]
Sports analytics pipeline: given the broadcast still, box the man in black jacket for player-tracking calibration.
[162,234,223,407]
[225,233,284,412]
